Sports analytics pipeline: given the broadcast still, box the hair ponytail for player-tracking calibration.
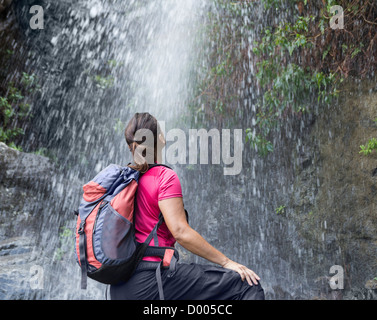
[124,112,161,173]
[129,141,149,173]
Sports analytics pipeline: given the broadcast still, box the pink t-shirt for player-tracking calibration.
[134,165,183,261]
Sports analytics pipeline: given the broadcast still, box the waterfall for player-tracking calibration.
[1,0,210,299]
[1,0,376,300]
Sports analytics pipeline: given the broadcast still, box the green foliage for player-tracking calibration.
[246,128,274,156]
[93,75,115,89]
[21,72,40,91]
[249,14,340,155]
[359,118,377,156]
[275,205,286,215]
[188,0,254,124]
[113,118,125,133]
[7,142,23,151]
[235,0,376,156]
[32,147,49,156]
[192,0,376,156]
[32,147,59,164]
[0,73,39,148]
[359,138,377,156]
[262,0,286,9]
[107,59,124,68]
[54,226,74,262]
[91,59,122,90]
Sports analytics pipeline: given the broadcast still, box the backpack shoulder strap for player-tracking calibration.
[144,212,164,246]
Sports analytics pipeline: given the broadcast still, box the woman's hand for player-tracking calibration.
[221,259,260,286]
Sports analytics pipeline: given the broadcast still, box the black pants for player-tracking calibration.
[110,263,265,300]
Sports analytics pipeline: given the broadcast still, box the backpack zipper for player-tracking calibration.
[91,200,108,264]
[93,200,107,234]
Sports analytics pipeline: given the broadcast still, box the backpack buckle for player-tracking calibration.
[78,222,85,234]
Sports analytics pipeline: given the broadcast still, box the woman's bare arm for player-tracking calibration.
[158,197,260,286]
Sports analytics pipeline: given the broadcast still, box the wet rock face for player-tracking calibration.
[0,1,13,15]
[0,142,54,299]
[290,80,377,294]
[0,142,55,188]
[0,141,83,240]
[0,142,57,238]
[0,142,101,299]
[0,236,39,300]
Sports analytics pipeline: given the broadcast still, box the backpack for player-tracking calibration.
[74,163,179,296]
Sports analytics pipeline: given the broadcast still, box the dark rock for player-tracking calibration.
[0,236,37,299]
[0,142,56,189]
[0,0,13,15]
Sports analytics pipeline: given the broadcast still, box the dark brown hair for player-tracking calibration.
[125,112,161,173]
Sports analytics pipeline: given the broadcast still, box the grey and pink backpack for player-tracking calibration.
[74,163,179,298]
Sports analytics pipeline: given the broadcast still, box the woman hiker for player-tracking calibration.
[110,112,265,300]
